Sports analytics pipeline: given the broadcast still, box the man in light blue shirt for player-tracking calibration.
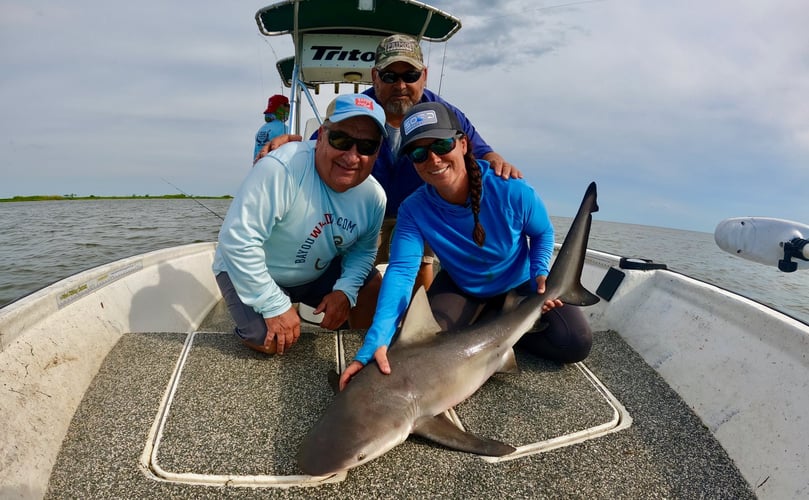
[253,94,290,162]
[215,94,387,355]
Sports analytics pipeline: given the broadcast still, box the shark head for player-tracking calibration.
[297,368,416,476]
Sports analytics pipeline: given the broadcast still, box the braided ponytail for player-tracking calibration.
[464,151,486,247]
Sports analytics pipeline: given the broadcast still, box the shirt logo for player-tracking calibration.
[403,110,437,135]
[294,214,357,265]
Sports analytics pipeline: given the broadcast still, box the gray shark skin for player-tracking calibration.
[297,182,600,477]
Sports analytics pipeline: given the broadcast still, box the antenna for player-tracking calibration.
[437,41,448,96]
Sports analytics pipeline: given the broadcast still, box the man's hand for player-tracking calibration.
[338,346,391,391]
[313,290,351,330]
[269,133,302,151]
[264,306,301,354]
[483,151,522,179]
[253,134,304,164]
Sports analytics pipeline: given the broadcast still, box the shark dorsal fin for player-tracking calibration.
[393,286,443,348]
[501,290,525,313]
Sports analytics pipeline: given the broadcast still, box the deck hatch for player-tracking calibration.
[139,327,631,487]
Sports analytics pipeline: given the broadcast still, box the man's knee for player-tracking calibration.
[215,272,270,347]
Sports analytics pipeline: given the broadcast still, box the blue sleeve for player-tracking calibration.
[216,156,295,317]
[523,187,554,279]
[354,203,423,364]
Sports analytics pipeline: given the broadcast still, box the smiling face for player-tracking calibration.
[314,116,382,193]
[409,135,470,203]
[371,61,428,123]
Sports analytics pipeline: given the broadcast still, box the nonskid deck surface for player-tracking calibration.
[45,302,755,498]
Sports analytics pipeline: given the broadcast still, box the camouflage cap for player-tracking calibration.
[374,34,425,71]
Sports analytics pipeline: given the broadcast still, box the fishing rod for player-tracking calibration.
[161,178,225,221]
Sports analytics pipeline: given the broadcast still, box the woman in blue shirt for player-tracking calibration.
[339,102,591,389]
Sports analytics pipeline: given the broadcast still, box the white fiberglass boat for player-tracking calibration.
[2,2,808,499]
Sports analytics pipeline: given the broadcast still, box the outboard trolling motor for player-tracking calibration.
[779,238,809,272]
[714,217,809,272]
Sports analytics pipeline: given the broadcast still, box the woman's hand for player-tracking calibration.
[338,345,391,391]
[536,275,563,312]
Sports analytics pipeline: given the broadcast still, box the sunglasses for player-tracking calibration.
[378,70,423,84]
[326,128,381,156]
[407,136,461,163]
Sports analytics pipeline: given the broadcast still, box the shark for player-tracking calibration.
[297,181,600,476]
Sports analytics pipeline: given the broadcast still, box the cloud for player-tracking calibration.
[419,0,809,230]
[1,0,807,231]
[426,0,590,69]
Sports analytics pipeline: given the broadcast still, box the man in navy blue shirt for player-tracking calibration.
[364,35,519,291]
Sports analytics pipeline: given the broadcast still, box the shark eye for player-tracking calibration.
[357,453,366,461]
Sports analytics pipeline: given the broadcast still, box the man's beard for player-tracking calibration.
[384,98,414,117]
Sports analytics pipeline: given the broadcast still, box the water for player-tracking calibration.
[1,200,807,325]
[0,199,230,307]
[553,217,809,325]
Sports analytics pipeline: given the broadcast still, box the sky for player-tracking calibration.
[1,0,807,232]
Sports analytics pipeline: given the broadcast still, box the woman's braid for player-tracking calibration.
[465,153,486,247]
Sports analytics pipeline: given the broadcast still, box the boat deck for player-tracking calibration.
[45,300,756,498]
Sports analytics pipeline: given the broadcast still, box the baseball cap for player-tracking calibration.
[327,93,388,136]
[399,102,461,154]
[375,34,425,71]
[263,94,289,114]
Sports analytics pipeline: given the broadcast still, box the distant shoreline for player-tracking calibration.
[0,194,233,203]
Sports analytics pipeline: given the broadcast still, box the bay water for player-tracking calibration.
[1,199,807,325]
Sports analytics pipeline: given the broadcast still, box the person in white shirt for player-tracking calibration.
[214,94,387,355]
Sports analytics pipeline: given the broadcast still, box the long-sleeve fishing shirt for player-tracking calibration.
[354,160,554,364]
[213,141,386,319]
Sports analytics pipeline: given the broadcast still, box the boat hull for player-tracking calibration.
[0,243,220,499]
[1,242,808,498]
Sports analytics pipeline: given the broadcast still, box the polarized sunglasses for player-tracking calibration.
[326,128,381,156]
[407,135,461,163]
[378,70,423,84]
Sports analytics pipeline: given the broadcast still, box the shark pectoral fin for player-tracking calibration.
[496,348,519,374]
[413,413,516,457]
[393,286,443,349]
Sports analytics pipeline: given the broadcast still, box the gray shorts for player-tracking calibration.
[375,217,435,265]
[215,257,379,345]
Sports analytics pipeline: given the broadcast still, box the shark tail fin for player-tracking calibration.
[559,285,600,307]
[547,181,600,308]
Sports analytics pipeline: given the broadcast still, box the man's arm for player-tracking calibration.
[218,158,294,317]
[253,134,304,164]
[429,90,521,178]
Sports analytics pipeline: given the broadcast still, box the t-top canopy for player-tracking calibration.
[255,0,461,42]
